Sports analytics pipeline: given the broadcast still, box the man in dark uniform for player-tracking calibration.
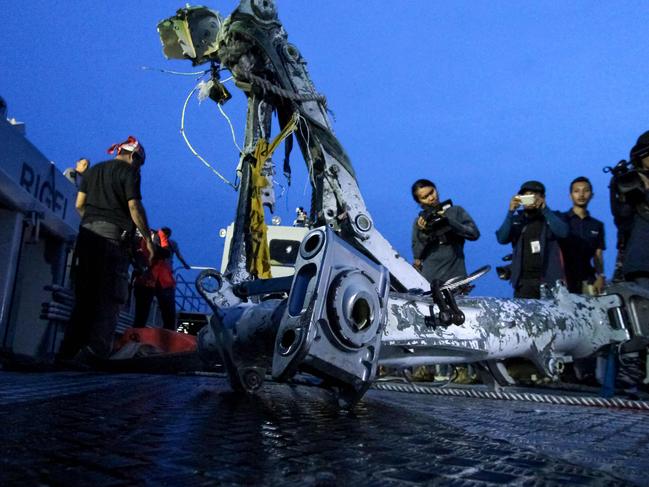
[611,131,649,289]
[496,180,569,299]
[609,132,649,393]
[59,136,154,363]
[560,176,606,294]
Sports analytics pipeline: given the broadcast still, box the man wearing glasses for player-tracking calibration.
[59,136,155,366]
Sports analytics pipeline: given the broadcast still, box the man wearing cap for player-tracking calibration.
[496,180,569,298]
[59,136,155,365]
[611,131,649,289]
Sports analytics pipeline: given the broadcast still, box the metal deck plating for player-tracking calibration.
[0,371,646,486]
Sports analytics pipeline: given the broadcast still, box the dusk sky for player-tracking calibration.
[2,1,649,296]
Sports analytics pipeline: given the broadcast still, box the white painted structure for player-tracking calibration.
[0,111,79,358]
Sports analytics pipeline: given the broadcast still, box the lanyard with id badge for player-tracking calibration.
[530,240,541,254]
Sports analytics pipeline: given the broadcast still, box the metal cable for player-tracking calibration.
[217,102,243,154]
[371,381,649,411]
[141,66,210,76]
[180,84,237,188]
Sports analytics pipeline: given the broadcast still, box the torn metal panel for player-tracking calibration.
[157,7,223,65]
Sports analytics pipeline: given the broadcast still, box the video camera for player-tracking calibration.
[604,159,647,205]
[604,159,634,178]
[419,199,453,237]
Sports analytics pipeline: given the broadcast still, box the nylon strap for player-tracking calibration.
[248,113,299,278]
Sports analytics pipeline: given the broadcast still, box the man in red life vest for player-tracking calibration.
[133,227,190,330]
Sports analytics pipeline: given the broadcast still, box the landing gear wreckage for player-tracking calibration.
[157,1,649,406]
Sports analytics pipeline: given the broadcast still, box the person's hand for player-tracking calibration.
[532,194,546,210]
[413,259,422,271]
[145,239,155,265]
[593,275,605,294]
[509,195,521,212]
[416,216,427,230]
[639,171,649,190]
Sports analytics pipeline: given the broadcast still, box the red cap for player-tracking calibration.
[107,135,146,164]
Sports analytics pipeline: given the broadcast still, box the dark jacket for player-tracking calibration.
[611,181,649,277]
[496,207,569,287]
[412,205,480,284]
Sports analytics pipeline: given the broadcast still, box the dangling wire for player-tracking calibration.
[216,103,243,154]
[141,65,209,77]
[297,113,316,195]
[195,77,243,155]
[274,179,287,199]
[181,83,237,189]
[144,64,238,189]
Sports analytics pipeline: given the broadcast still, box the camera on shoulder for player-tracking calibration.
[604,159,647,204]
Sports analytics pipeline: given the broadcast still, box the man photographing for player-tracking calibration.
[496,180,569,299]
[610,131,649,289]
[59,135,155,365]
[411,178,480,285]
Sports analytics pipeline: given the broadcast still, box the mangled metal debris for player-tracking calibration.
[159,0,649,405]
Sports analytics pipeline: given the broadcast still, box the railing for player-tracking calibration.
[174,266,214,314]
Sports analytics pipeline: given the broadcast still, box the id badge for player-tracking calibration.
[530,240,541,254]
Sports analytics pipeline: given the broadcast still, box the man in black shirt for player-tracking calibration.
[59,136,154,363]
[496,180,569,298]
[560,177,606,294]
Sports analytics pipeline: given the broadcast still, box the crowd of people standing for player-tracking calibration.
[410,130,649,391]
[411,130,649,297]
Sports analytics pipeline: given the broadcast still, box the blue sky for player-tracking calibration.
[2,1,648,296]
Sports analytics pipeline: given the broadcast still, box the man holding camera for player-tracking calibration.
[610,131,649,289]
[496,180,569,298]
[59,136,155,365]
[411,179,480,285]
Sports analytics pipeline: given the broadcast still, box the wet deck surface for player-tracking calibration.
[0,371,647,486]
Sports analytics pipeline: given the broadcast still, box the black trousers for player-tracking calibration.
[133,284,177,330]
[514,278,541,299]
[60,226,129,359]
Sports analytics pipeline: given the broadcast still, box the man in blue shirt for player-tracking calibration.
[560,177,606,294]
[496,180,569,299]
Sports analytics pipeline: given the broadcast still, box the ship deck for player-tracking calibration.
[1,369,647,486]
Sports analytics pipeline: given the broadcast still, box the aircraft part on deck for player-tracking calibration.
[160,1,649,403]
